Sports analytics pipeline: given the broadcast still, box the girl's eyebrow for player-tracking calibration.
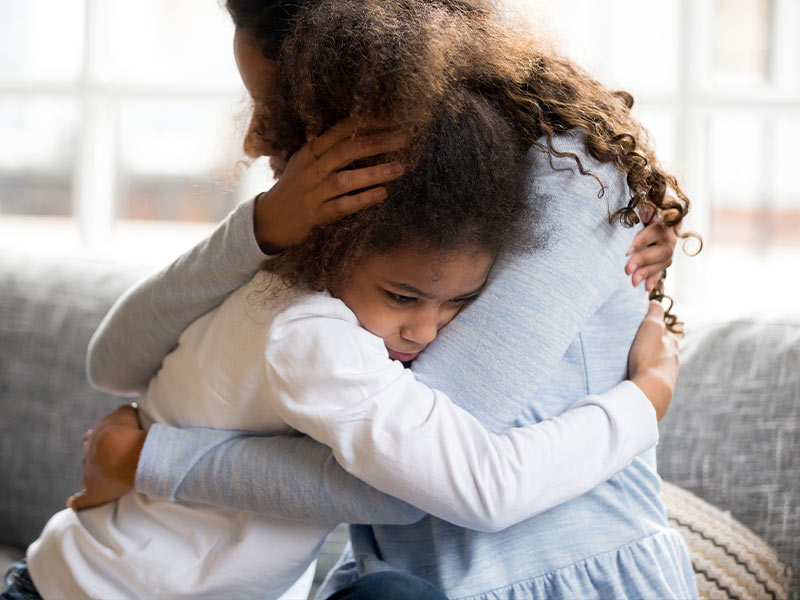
[385,279,489,300]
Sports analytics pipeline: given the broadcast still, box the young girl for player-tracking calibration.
[11,92,675,600]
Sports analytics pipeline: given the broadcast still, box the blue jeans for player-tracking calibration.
[325,571,448,600]
[1,562,42,600]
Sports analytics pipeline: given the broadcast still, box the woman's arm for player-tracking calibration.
[87,198,268,395]
[86,120,406,395]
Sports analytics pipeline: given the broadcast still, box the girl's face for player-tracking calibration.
[333,248,494,362]
[233,27,280,159]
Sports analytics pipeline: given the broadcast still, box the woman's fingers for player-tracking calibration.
[305,117,362,157]
[315,130,407,175]
[318,187,389,223]
[253,118,407,251]
[306,117,396,160]
[317,161,405,200]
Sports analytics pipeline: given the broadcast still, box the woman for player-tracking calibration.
[72,1,692,598]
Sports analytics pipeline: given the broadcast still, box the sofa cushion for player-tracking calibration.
[657,316,800,598]
[662,481,791,600]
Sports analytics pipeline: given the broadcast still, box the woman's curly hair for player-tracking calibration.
[227,0,699,331]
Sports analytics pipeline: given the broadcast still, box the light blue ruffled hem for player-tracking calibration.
[455,529,698,600]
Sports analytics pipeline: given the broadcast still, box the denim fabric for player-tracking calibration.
[325,571,448,600]
[1,562,42,600]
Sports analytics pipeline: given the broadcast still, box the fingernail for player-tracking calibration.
[625,245,636,256]
[390,162,405,176]
[627,263,638,275]
[633,273,643,286]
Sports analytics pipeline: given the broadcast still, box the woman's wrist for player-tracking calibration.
[253,191,286,254]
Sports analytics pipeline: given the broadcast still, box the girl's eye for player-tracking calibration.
[386,291,416,304]
[450,294,479,305]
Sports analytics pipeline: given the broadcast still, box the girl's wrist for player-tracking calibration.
[99,426,147,488]
[631,373,671,422]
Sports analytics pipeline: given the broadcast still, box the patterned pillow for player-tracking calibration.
[662,481,792,600]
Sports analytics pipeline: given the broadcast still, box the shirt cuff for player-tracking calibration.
[227,196,273,269]
[574,380,659,456]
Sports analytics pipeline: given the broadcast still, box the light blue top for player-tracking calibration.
[88,133,697,599]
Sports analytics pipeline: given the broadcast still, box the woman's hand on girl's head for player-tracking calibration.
[253,118,407,254]
[628,301,680,422]
[67,405,146,511]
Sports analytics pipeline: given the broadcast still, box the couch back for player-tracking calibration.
[0,252,152,550]
[657,315,800,597]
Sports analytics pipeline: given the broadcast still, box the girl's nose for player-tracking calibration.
[400,315,439,346]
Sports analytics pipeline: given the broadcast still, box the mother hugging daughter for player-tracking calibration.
[4,1,697,599]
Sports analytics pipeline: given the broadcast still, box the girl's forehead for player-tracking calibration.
[364,248,494,293]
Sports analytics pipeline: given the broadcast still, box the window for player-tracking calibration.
[0,0,272,260]
[2,0,798,313]
[518,0,800,315]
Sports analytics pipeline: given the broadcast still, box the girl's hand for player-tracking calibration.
[67,405,146,511]
[624,194,680,292]
[628,301,680,421]
[254,118,407,253]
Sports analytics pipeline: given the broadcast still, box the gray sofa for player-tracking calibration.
[1,251,797,598]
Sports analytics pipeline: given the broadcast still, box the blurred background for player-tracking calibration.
[0,0,798,317]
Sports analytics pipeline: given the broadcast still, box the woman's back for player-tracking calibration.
[320,134,696,599]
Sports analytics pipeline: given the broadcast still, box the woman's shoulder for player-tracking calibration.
[527,129,630,214]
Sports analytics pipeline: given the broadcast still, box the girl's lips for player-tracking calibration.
[387,348,420,362]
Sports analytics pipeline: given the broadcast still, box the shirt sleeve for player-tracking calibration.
[136,342,655,532]
[86,197,269,395]
[136,425,427,526]
[261,306,657,532]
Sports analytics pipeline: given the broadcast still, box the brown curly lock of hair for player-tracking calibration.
[238,0,700,332]
[265,90,539,294]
